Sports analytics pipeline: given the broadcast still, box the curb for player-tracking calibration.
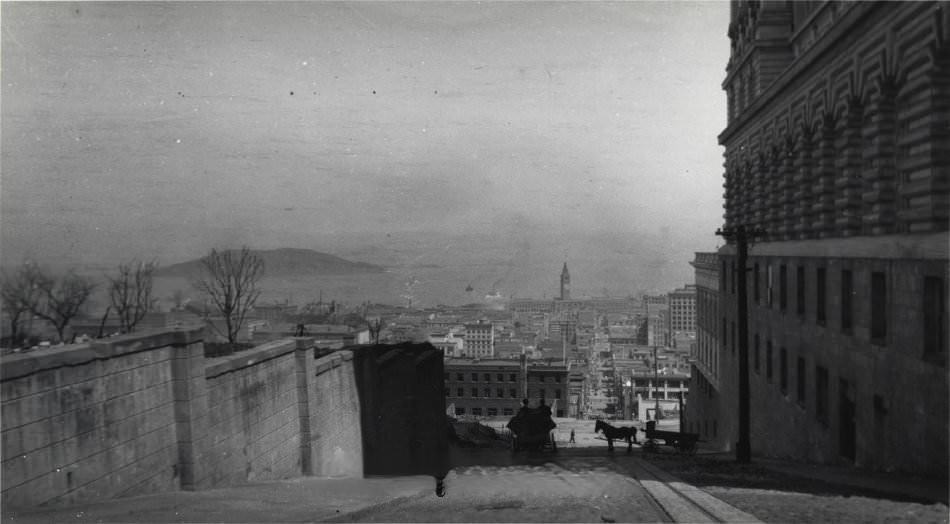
[633,457,762,523]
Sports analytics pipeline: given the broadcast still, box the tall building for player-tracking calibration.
[668,284,698,334]
[560,263,571,300]
[463,322,494,358]
[714,1,947,476]
[684,252,723,447]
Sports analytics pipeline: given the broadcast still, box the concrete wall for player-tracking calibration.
[203,339,303,486]
[1,328,368,509]
[1,330,195,507]
[308,350,363,477]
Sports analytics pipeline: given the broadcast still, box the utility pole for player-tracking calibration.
[716,225,763,464]
[653,345,659,420]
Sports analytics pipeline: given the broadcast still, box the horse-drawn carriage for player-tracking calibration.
[642,420,699,454]
[506,406,557,452]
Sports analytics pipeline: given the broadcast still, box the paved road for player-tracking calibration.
[331,448,756,523]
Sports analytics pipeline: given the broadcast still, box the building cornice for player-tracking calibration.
[718,2,878,145]
[716,232,948,261]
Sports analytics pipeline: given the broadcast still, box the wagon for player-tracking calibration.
[506,407,557,452]
[642,420,699,454]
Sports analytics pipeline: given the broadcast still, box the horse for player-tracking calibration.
[594,419,638,453]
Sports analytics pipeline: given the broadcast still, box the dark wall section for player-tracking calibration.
[352,343,448,479]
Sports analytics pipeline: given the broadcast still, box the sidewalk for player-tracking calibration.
[754,457,949,505]
[4,475,435,523]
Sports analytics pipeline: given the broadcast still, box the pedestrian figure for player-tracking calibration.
[569,428,576,445]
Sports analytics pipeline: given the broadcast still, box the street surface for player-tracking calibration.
[330,447,742,523]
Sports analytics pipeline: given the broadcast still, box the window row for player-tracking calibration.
[445,387,562,399]
[721,265,945,358]
[444,372,563,383]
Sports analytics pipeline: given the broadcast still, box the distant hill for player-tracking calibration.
[154,248,386,278]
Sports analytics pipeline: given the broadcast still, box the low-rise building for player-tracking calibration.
[444,358,569,418]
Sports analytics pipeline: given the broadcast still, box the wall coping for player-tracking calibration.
[0,326,205,382]
[205,338,303,378]
[314,349,353,375]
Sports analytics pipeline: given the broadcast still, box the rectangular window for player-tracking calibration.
[754,334,760,373]
[487,407,498,417]
[754,263,760,304]
[924,277,946,362]
[797,356,806,406]
[780,347,788,394]
[731,261,737,294]
[503,408,514,416]
[555,375,561,383]
[444,388,449,396]
[471,373,478,382]
[457,373,464,381]
[471,387,478,397]
[510,373,517,382]
[472,407,482,416]
[841,269,853,332]
[555,390,561,399]
[510,388,517,398]
[539,389,546,399]
[817,267,827,325]
[722,317,727,352]
[766,341,773,382]
[483,388,490,398]
[731,321,736,355]
[721,259,728,291]
[780,265,788,312]
[497,373,504,381]
[483,373,491,382]
[797,265,806,316]
[871,272,887,341]
[455,407,466,415]
[457,388,464,397]
[496,388,504,398]
[816,365,829,424]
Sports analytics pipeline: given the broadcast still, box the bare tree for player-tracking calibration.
[366,317,383,345]
[30,270,96,343]
[193,247,264,345]
[0,262,44,347]
[107,260,157,333]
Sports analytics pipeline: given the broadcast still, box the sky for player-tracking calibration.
[1,1,730,273]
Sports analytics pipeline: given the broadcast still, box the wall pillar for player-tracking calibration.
[294,337,316,476]
[170,328,209,491]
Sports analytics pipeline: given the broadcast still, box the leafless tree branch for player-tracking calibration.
[107,260,157,333]
[193,247,265,345]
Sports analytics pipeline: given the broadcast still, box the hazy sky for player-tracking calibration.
[2,1,729,268]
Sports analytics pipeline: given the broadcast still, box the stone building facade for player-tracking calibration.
[685,252,726,448]
[444,359,569,418]
[715,1,948,476]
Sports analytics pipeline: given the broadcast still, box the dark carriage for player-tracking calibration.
[642,420,699,454]
[506,407,557,452]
